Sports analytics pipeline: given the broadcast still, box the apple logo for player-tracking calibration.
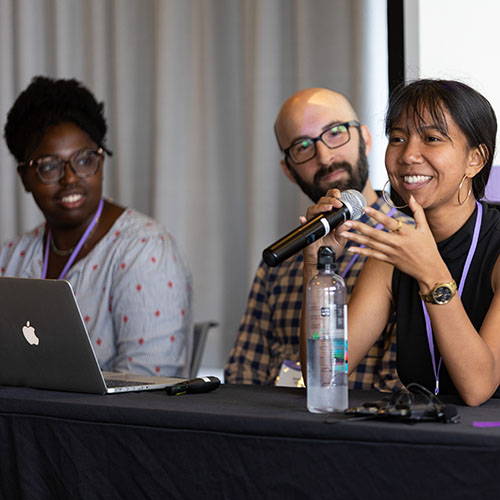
[22,321,39,346]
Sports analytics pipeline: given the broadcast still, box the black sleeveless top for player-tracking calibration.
[392,202,500,397]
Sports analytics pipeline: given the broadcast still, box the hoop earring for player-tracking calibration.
[382,180,408,209]
[457,174,472,206]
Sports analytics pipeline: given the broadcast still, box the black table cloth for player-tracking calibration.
[1,384,500,500]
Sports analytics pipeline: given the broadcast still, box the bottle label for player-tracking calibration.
[310,304,345,333]
[319,338,332,386]
[308,304,348,386]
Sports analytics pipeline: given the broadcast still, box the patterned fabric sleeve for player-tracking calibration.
[0,227,43,278]
[224,262,274,384]
[107,231,193,377]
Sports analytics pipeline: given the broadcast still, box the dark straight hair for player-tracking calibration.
[385,79,497,200]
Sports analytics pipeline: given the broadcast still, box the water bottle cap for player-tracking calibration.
[317,246,336,269]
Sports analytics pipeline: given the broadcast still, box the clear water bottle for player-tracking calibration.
[306,246,348,413]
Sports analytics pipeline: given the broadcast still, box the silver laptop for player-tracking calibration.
[0,277,184,394]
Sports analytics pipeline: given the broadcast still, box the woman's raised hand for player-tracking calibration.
[339,195,448,285]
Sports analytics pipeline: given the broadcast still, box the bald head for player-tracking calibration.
[273,88,376,205]
[275,88,359,151]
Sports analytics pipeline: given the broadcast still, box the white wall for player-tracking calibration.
[351,0,390,191]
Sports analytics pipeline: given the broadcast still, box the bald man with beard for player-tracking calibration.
[225,88,413,390]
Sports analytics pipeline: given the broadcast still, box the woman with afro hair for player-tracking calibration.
[1,76,193,378]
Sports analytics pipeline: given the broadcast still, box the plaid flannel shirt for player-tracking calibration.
[225,195,413,390]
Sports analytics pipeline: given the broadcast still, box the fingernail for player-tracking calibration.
[364,207,373,214]
[344,221,352,228]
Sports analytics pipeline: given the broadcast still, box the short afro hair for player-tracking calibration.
[4,75,112,163]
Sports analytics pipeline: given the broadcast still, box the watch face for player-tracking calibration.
[433,285,453,304]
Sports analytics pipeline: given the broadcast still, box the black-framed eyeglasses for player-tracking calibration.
[19,148,104,184]
[283,120,360,164]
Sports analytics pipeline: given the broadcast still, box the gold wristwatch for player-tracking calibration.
[419,280,457,305]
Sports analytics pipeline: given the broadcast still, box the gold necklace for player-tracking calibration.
[50,238,74,256]
[50,218,100,257]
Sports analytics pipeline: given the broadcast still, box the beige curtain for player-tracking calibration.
[0,0,388,371]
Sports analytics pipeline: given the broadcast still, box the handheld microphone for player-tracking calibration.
[262,189,366,267]
[165,376,221,395]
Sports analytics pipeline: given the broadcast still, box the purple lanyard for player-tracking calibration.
[422,201,482,395]
[41,198,104,280]
[341,207,397,278]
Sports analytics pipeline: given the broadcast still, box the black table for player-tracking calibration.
[1,384,500,500]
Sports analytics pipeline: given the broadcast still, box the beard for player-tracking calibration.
[286,137,369,203]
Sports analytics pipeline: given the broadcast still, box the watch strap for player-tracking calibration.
[419,280,457,304]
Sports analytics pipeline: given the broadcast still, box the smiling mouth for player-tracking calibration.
[403,175,432,185]
[61,193,83,204]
